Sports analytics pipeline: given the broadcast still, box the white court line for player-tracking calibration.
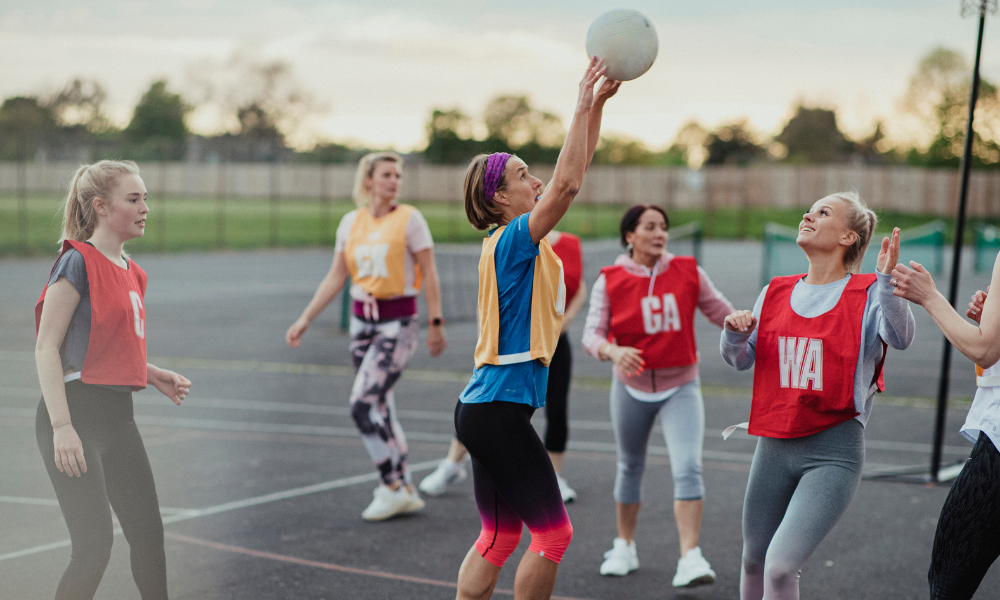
[0,460,440,564]
[0,389,975,456]
[0,496,197,516]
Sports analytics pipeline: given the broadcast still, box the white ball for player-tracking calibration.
[585,9,658,81]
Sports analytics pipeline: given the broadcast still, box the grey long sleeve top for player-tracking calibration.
[720,271,916,427]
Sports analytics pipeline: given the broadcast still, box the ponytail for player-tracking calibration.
[830,190,877,274]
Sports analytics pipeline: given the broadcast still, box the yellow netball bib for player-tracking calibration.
[343,205,422,299]
[473,225,565,369]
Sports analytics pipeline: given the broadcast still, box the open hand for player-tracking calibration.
[890,261,938,305]
[52,425,86,477]
[876,227,901,275]
[594,77,622,105]
[724,310,757,334]
[608,345,645,377]
[575,57,608,115]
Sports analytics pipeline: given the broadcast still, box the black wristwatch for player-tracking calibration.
[429,317,445,327]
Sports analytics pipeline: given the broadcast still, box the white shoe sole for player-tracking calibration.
[673,573,715,588]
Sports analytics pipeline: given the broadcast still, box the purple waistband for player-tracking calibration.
[352,297,417,322]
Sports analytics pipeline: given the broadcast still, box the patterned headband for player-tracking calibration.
[483,153,512,204]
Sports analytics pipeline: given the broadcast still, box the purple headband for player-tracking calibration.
[483,152,512,204]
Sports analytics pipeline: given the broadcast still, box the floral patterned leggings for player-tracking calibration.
[348,315,419,486]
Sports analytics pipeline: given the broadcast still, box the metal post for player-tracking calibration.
[930,4,989,482]
[17,159,27,253]
[269,161,280,247]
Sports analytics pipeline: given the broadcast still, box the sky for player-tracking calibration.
[1,0,999,151]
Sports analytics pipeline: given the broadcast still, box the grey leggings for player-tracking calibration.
[740,419,864,600]
[609,377,705,503]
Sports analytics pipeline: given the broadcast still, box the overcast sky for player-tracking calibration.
[1,0,998,150]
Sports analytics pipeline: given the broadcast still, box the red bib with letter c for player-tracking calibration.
[750,273,883,438]
[35,240,148,390]
[602,256,700,371]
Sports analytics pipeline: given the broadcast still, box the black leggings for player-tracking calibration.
[36,381,167,600]
[455,400,573,565]
[928,432,1000,599]
[544,333,572,453]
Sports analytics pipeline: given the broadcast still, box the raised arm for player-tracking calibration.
[720,286,767,371]
[528,57,609,244]
[585,79,622,171]
[286,251,349,348]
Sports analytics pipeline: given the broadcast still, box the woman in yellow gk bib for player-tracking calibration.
[454,57,620,600]
[286,152,447,521]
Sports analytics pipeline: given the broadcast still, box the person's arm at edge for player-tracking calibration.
[414,247,447,357]
[35,278,86,476]
[561,281,587,334]
[286,251,349,348]
[581,273,611,358]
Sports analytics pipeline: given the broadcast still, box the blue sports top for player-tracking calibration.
[460,214,554,408]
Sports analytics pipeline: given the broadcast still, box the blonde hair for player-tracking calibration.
[463,153,514,230]
[351,152,402,207]
[826,190,877,273]
[60,160,141,245]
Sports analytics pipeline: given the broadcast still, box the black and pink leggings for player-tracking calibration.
[455,399,573,567]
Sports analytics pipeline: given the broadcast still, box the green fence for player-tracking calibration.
[762,220,945,287]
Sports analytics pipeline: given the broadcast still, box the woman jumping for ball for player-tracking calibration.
[454,57,619,600]
[721,191,914,599]
[35,161,191,600]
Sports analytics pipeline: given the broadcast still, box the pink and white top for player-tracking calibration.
[582,252,734,395]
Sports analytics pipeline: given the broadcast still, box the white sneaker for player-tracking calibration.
[599,537,639,576]
[418,459,467,497]
[672,546,716,587]
[361,485,424,521]
[556,474,577,503]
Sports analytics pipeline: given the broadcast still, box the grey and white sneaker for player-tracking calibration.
[672,546,716,587]
[418,459,467,497]
[556,474,577,503]
[361,485,423,521]
[599,537,639,576]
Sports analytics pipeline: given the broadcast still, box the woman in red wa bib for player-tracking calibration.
[721,191,914,599]
[34,161,191,600]
[583,204,734,587]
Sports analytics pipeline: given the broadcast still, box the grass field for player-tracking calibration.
[1,195,995,255]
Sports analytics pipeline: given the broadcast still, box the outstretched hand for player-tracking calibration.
[876,227,901,275]
[594,77,621,105]
[890,261,938,305]
[575,56,608,115]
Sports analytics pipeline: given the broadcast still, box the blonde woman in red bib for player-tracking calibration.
[721,192,914,599]
[286,152,446,521]
[35,161,191,600]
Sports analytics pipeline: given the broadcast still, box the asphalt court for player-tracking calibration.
[2,242,999,599]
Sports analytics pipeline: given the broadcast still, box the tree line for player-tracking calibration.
[0,47,997,169]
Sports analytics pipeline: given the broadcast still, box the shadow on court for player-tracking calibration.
[0,241,997,599]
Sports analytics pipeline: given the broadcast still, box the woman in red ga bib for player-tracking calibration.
[721,191,914,599]
[582,204,734,587]
[34,161,191,600]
